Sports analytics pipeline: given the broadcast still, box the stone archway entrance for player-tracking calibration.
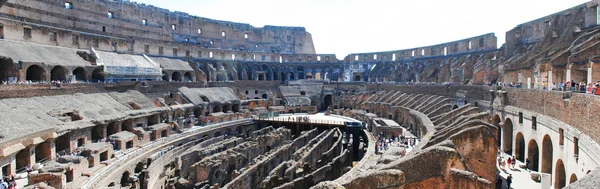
[0,58,16,82]
[172,72,182,82]
[555,159,566,189]
[26,65,45,82]
[91,68,105,82]
[542,135,553,175]
[503,118,513,154]
[354,75,361,81]
[323,94,333,111]
[515,132,525,162]
[73,67,87,81]
[50,66,68,82]
[528,139,540,171]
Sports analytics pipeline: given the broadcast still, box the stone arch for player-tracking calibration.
[26,65,45,82]
[542,134,554,175]
[528,139,540,171]
[569,173,577,184]
[72,67,87,81]
[503,118,513,154]
[0,57,17,82]
[296,65,305,79]
[515,132,525,162]
[323,94,333,111]
[213,105,222,113]
[184,72,193,82]
[452,104,459,110]
[172,71,182,82]
[50,66,68,82]
[121,171,131,187]
[289,72,295,80]
[91,68,105,82]
[232,104,240,113]
[222,63,237,80]
[354,74,361,81]
[214,131,221,137]
[261,64,272,80]
[223,104,232,112]
[271,65,278,80]
[225,128,232,136]
[555,159,566,189]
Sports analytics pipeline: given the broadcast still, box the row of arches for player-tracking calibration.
[161,71,194,82]
[0,61,106,82]
[497,115,584,189]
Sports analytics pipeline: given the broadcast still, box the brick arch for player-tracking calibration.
[25,64,46,82]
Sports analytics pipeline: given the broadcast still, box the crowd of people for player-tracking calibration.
[374,135,418,154]
[500,80,600,95]
[0,176,16,189]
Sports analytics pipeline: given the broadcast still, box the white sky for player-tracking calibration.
[134,0,590,58]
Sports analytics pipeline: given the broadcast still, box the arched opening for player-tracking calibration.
[214,131,221,137]
[184,72,193,82]
[121,171,131,187]
[503,118,513,154]
[35,140,52,162]
[213,105,222,113]
[15,149,29,171]
[452,105,459,110]
[162,71,168,81]
[0,58,17,82]
[515,132,525,162]
[569,173,578,184]
[236,126,243,137]
[528,139,540,171]
[323,94,333,111]
[91,68,105,82]
[172,72,182,82]
[258,73,265,81]
[223,104,231,112]
[72,67,87,81]
[225,128,232,136]
[50,66,68,82]
[262,94,268,99]
[289,72,295,80]
[354,75,361,81]
[280,72,286,81]
[26,65,45,82]
[542,135,553,175]
[107,122,119,137]
[555,159,566,189]
[232,104,240,113]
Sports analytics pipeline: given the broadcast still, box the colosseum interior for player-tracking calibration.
[0,0,599,189]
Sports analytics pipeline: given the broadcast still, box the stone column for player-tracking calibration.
[566,66,571,82]
[548,70,553,87]
[587,61,593,84]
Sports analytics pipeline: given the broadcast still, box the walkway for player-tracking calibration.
[496,153,542,189]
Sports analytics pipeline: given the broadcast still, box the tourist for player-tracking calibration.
[0,177,7,189]
[525,158,530,171]
[7,177,15,189]
[506,174,513,189]
[497,156,502,167]
[507,157,512,169]
[26,165,33,175]
[511,156,516,169]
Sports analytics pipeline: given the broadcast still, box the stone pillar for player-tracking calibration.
[566,67,571,82]
[587,66,593,84]
[548,70,553,87]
